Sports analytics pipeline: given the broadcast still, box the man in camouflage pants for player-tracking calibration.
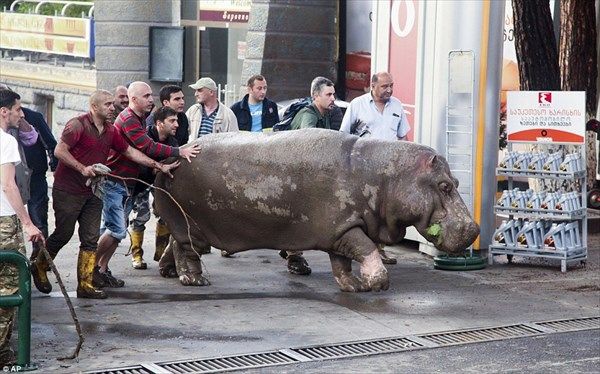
[0,89,44,365]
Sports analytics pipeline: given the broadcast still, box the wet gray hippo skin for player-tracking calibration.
[154,129,479,292]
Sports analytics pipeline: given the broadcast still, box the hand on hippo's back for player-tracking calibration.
[179,143,201,163]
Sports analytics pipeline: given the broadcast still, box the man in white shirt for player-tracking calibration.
[0,89,44,365]
[340,72,410,141]
[339,72,411,264]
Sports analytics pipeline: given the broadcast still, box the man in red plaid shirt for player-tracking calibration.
[95,82,200,288]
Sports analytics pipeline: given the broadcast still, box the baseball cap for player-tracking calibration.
[189,77,217,91]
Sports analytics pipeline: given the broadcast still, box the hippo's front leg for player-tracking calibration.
[329,253,367,292]
[333,228,389,292]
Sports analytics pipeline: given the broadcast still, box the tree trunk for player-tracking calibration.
[512,0,560,90]
[559,0,598,116]
[559,0,598,190]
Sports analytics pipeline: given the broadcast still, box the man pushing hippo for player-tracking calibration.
[154,129,479,292]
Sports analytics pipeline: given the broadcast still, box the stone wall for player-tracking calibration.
[241,0,338,101]
[1,0,340,130]
[94,0,179,95]
[0,60,96,136]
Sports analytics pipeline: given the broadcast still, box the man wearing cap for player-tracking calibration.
[185,77,238,141]
[170,77,237,286]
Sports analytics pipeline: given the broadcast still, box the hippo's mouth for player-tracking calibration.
[421,221,479,254]
[425,223,443,246]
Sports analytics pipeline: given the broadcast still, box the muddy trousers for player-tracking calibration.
[0,215,26,365]
[158,236,176,273]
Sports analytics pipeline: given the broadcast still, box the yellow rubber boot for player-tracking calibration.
[76,250,107,299]
[31,250,56,294]
[130,230,147,269]
[154,223,170,262]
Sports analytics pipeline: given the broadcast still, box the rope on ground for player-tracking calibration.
[106,173,210,279]
[38,244,84,361]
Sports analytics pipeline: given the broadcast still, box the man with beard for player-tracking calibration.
[113,85,129,117]
[0,89,44,365]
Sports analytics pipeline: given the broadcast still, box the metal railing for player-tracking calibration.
[9,0,94,17]
[0,250,36,371]
[217,83,240,107]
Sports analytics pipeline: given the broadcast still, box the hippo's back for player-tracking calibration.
[154,129,433,250]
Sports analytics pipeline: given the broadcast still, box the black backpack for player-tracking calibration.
[272,97,312,131]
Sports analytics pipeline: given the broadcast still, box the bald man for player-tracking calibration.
[95,82,200,289]
[113,85,129,117]
[30,89,180,299]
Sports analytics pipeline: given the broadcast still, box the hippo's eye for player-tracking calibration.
[439,182,453,194]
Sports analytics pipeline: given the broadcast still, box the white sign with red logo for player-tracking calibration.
[506,91,586,144]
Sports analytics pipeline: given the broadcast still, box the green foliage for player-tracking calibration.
[426,223,442,237]
[0,0,93,17]
[499,110,507,150]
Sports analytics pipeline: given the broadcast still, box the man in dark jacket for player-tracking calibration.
[146,106,180,280]
[230,74,279,132]
[146,85,189,145]
[22,107,57,239]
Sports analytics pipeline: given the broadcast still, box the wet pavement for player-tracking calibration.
[17,175,600,372]
[26,216,599,373]
[245,329,600,373]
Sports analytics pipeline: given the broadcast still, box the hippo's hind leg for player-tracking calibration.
[333,228,389,292]
[172,239,211,287]
[329,253,367,292]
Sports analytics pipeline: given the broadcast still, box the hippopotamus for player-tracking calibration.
[153,129,479,292]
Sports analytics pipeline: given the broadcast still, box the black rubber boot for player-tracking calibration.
[287,255,312,275]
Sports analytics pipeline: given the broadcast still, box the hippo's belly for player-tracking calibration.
[160,130,369,251]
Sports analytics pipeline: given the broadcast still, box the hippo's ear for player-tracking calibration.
[427,155,437,170]
[417,153,438,172]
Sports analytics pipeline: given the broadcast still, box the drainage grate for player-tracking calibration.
[85,316,599,374]
[84,364,158,374]
[158,351,298,373]
[417,324,543,346]
[291,337,422,360]
[535,316,600,332]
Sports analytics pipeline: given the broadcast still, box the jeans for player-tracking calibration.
[100,180,134,241]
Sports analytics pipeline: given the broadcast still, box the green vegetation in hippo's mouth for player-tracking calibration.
[426,223,443,245]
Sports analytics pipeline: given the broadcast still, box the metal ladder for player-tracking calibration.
[445,50,475,250]
[446,50,475,212]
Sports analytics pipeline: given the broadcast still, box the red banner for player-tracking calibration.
[388,0,419,141]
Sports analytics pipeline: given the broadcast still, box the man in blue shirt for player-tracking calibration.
[231,74,279,132]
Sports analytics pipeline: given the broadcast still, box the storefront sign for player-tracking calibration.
[388,0,419,141]
[198,0,252,25]
[0,13,93,58]
[507,91,586,144]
